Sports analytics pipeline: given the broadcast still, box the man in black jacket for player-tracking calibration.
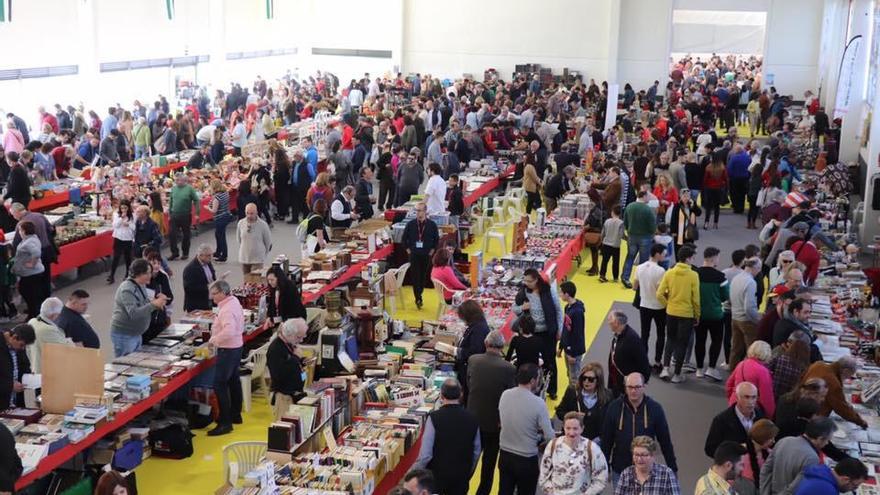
[705,381,765,457]
[56,290,100,349]
[134,205,163,258]
[266,318,307,420]
[467,330,515,495]
[354,167,374,219]
[413,378,481,495]
[1,324,35,409]
[607,311,652,397]
[288,149,311,223]
[401,202,439,308]
[183,244,217,311]
[544,165,575,213]
[186,145,215,170]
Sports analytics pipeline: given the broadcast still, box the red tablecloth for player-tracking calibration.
[52,230,114,275]
[151,161,186,176]
[14,321,273,491]
[29,184,95,212]
[302,244,394,304]
[463,164,516,208]
[372,431,423,495]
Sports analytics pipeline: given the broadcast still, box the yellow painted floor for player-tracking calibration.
[139,223,633,494]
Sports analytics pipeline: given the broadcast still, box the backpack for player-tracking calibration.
[587,203,605,230]
[149,414,194,459]
[153,130,167,154]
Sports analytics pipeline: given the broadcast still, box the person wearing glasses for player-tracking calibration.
[613,436,680,495]
[768,250,795,288]
[601,372,677,484]
[401,202,439,309]
[605,311,651,398]
[555,362,612,441]
[206,280,244,436]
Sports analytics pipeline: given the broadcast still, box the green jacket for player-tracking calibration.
[132,123,152,147]
[697,266,729,321]
[168,184,200,217]
[623,201,656,237]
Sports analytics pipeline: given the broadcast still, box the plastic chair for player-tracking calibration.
[431,277,466,320]
[482,216,513,256]
[222,441,268,486]
[239,341,270,413]
[469,204,493,237]
[384,262,411,314]
[502,187,525,213]
[291,223,307,262]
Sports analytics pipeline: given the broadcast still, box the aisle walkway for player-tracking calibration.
[71,206,753,494]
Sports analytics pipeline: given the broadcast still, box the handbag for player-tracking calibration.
[685,223,700,242]
[632,286,641,308]
[720,187,730,206]
[153,130,167,154]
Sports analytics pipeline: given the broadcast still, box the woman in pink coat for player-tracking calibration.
[726,340,776,418]
[430,247,467,304]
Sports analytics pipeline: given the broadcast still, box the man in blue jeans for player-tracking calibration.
[207,280,244,436]
[621,191,657,288]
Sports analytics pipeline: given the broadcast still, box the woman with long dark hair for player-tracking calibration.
[107,200,135,284]
[454,299,490,404]
[513,268,564,399]
[265,265,306,322]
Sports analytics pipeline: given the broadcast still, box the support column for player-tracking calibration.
[206,0,228,87]
[391,0,404,75]
[606,0,621,84]
[858,59,880,246]
[838,0,871,164]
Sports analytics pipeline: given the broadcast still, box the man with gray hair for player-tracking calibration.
[207,279,244,436]
[467,330,516,495]
[266,318,308,420]
[606,310,651,397]
[329,185,359,228]
[729,258,762,369]
[27,297,72,373]
[414,378,481,495]
[183,244,219,311]
[237,203,272,276]
[801,356,867,428]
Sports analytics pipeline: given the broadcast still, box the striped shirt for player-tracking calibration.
[214,191,230,217]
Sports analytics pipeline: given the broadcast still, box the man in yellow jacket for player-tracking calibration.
[656,244,700,384]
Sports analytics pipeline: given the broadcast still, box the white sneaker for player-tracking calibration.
[659,367,670,379]
[695,368,705,378]
[671,374,685,384]
[719,362,730,371]
[705,368,723,381]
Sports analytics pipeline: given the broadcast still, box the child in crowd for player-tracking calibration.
[654,223,674,269]
[506,314,543,368]
[599,205,624,283]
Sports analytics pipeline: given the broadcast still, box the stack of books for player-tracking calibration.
[123,375,152,401]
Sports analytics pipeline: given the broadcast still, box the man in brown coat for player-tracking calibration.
[801,356,867,428]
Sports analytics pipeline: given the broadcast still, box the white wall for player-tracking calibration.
[762,0,824,96]
[402,0,615,83]
[672,24,765,54]
[617,0,674,90]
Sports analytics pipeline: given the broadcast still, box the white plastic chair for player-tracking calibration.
[482,216,513,256]
[431,277,466,320]
[222,441,267,486]
[292,224,306,262]
[469,204,493,237]
[239,341,270,413]
[502,187,525,213]
[384,262,411,314]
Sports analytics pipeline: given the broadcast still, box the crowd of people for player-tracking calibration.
[0,49,862,495]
